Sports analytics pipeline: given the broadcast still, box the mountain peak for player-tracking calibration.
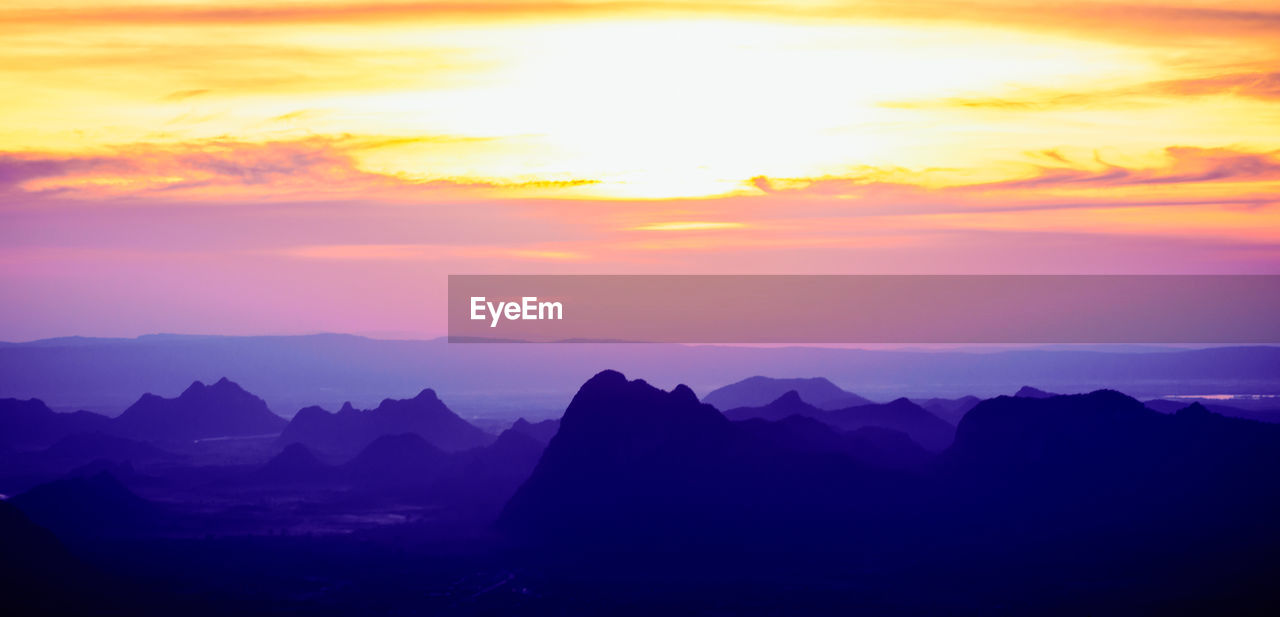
[414,388,439,401]
[180,380,207,397]
[671,384,699,404]
[1014,386,1058,399]
[1177,402,1214,418]
[771,390,804,406]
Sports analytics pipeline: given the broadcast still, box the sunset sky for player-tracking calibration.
[2,0,1279,340]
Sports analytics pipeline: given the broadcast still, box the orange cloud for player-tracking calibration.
[0,136,597,199]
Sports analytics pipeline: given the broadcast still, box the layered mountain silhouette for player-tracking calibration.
[824,398,956,451]
[0,398,111,450]
[501,371,1280,596]
[507,417,561,444]
[500,371,922,550]
[910,395,982,424]
[1145,398,1280,424]
[722,389,821,421]
[11,472,164,539]
[113,378,286,442]
[703,376,872,411]
[725,391,956,451]
[1013,385,1059,398]
[342,433,450,489]
[0,499,108,614]
[279,389,492,456]
[255,443,334,484]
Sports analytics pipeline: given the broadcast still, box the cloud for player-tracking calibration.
[888,71,1280,111]
[6,1,1278,49]
[0,135,597,198]
[974,147,1280,189]
[751,147,1280,198]
[162,89,212,101]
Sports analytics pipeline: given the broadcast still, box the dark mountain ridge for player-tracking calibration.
[278,389,493,456]
[113,377,286,442]
[703,376,873,411]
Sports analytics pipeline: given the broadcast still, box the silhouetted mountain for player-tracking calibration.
[42,432,176,467]
[824,398,956,451]
[341,433,449,488]
[1013,385,1058,398]
[0,499,108,614]
[279,389,492,456]
[507,417,561,444]
[4,336,1278,415]
[11,472,163,538]
[433,428,548,510]
[1145,398,1280,424]
[256,443,333,484]
[844,426,932,470]
[500,371,916,551]
[722,389,823,421]
[704,376,873,411]
[113,378,286,442]
[0,398,111,450]
[733,414,931,471]
[911,395,982,424]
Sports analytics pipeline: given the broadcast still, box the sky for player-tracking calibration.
[1,0,1279,340]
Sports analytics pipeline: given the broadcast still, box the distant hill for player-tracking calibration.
[341,433,450,489]
[255,443,333,484]
[113,378,286,442]
[910,396,982,424]
[725,390,955,451]
[2,335,1278,416]
[1013,385,1059,398]
[0,398,111,451]
[279,389,492,456]
[507,417,561,444]
[722,390,823,421]
[704,376,873,411]
[824,398,956,451]
[1145,398,1280,424]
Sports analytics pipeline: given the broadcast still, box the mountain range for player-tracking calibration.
[278,389,493,456]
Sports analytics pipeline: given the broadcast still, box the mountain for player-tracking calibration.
[1145,398,1280,424]
[113,378,286,442]
[0,499,108,614]
[824,398,956,451]
[255,443,333,484]
[703,376,873,411]
[279,389,492,456]
[911,395,982,424]
[10,472,163,538]
[733,414,931,471]
[431,428,548,511]
[500,371,914,551]
[1013,385,1058,398]
[41,432,176,468]
[507,417,561,444]
[3,335,1279,417]
[722,389,823,421]
[0,398,111,450]
[341,433,450,489]
[501,372,1280,602]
